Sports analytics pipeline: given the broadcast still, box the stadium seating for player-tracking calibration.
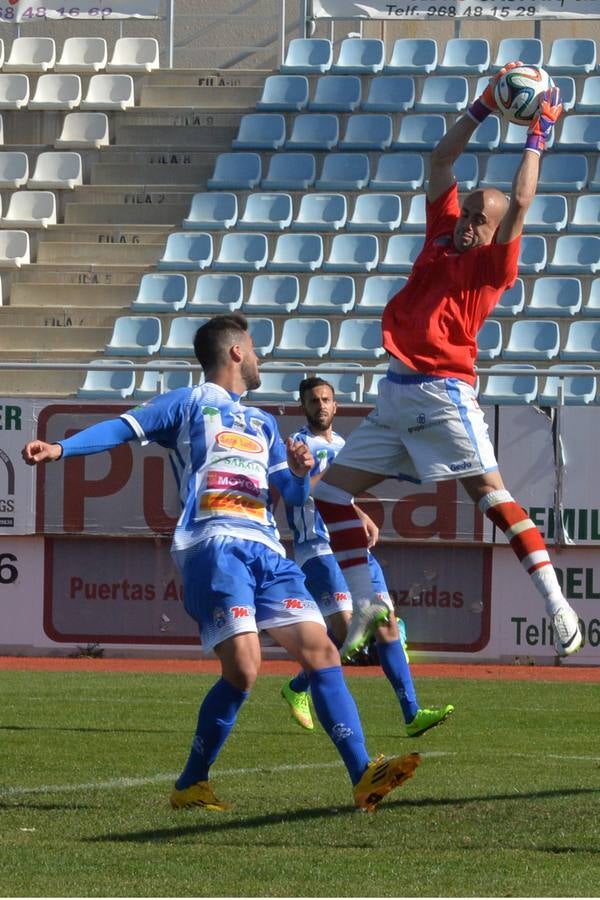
[308,75,361,112]
[77,359,136,399]
[523,194,568,233]
[495,280,525,317]
[466,117,501,152]
[315,153,370,190]
[213,232,269,271]
[134,361,193,399]
[257,74,309,111]
[323,233,379,272]
[105,316,162,356]
[280,38,333,74]
[403,194,426,232]
[0,74,29,109]
[527,277,582,317]
[267,232,323,271]
[369,153,424,191]
[55,37,108,72]
[1,191,57,228]
[233,113,286,150]
[28,74,82,110]
[81,74,135,110]
[107,37,160,72]
[261,152,315,190]
[292,193,347,232]
[319,362,364,401]
[557,115,600,151]
[437,38,490,73]
[161,317,208,357]
[331,38,385,74]
[245,317,277,357]
[393,113,446,150]
[545,38,596,74]
[131,273,188,313]
[547,235,600,274]
[539,154,588,192]
[479,365,538,405]
[476,320,503,360]
[55,112,110,149]
[356,275,405,314]
[300,274,355,314]
[285,113,339,150]
[363,363,388,403]
[576,76,600,113]
[491,38,543,71]
[569,195,600,232]
[188,273,243,312]
[414,76,469,112]
[0,152,28,188]
[272,318,331,358]
[157,232,213,270]
[538,364,597,405]
[0,230,30,267]
[584,279,600,316]
[385,38,437,74]
[561,321,600,359]
[244,273,300,313]
[503,320,560,360]
[379,234,424,272]
[362,76,415,112]
[238,192,293,231]
[554,76,576,112]
[347,194,402,232]
[245,361,306,401]
[338,114,393,151]
[454,155,480,191]
[331,318,385,359]
[4,37,56,72]
[479,153,521,191]
[501,121,554,152]
[207,153,261,190]
[518,235,547,274]
[28,151,82,189]
[182,192,238,230]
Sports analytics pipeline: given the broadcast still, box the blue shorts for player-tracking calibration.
[172,536,325,651]
[301,554,353,617]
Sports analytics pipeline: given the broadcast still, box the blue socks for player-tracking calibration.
[176,677,249,790]
[289,670,310,693]
[309,665,370,786]
[377,639,419,723]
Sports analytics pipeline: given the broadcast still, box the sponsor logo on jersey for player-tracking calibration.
[200,492,266,522]
[202,406,220,417]
[449,460,473,472]
[209,454,262,473]
[231,605,251,618]
[216,431,263,454]
[334,591,350,604]
[283,598,305,610]
[207,470,261,497]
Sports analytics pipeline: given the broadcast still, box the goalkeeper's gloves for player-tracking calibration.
[525,85,563,155]
[467,60,523,124]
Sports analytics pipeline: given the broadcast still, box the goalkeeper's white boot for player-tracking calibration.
[552,606,583,656]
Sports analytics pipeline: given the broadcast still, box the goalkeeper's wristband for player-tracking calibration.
[525,133,544,155]
[467,98,492,124]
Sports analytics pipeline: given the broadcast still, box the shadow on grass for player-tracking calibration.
[0,725,170,735]
[0,801,95,811]
[83,785,600,845]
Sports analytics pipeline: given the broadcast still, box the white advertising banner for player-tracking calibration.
[0,536,44,646]
[0,0,160,22]
[0,399,36,535]
[311,0,600,19]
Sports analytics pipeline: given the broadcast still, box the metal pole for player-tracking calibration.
[279,0,286,66]
[166,0,175,69]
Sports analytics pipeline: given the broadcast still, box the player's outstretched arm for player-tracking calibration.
[22,440,63,465]
[22,417,136,467]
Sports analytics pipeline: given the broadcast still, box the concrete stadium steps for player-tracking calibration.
[145,70,270,87]
[10,265,144,284]
[36,241,163,266]
[114,124,238,149]
[64,201,191,226]
[0,306,128,328]
[0,325,111,355]
[0,369,86,397]
[9,282,135,308]
[139,84,262,109]
[90,162,212,187]
[41,225,171,245]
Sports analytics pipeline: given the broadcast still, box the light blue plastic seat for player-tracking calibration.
[273,317,331,359]
[256,74,309,111]
[182,192,238,230]
[546,38,597,75]
[331,318,385,360]
[414,75,469,112]
[369,153,424,191]
[161,316,208,357]
[285,113,339,150]
[323,233,379,273]
[539,153,588,192]
[280,38,332,74]
[454,154,479,191]
[392,113,446,150]
[78,359,136,398]
[206,152,261,190]
[315,152,369,190]
[134,360,192,398]
[356,275,406,314]
[238,193,293,231]
[232,113,286,150]
[332,38,385,75]
[523,194,568,233]
[561,320,600,359]
[557,114,600,151]
[246,316,275,357]
[547,235,600,274]
[466,116,501,151]
[495,279,525,317]
[554,76,576,112]
[213,232,268,272]
[479,364,538,405]
[584,279,600,316]
[518,235,547,274]
[105,315,162,356]
[245,361,306,401]
[479,153,521,191]
[570,195,600,233]
[319,362,364,402]
[477,320,503,360]
[157,232,213,271]
[438,38,490,74]
[308,75,361,111]
[501,121,554,151]
[386,38,437,74]
[491,38,543,72]
[267,232,323,272]
[363,363,389,403]
[300,274,355,314]
[348,193,402,233]
[527,277,582,316]
[338,113,392,150]
[503,319,560,360]
[292,193,347,232]
[131,273,187,313]
[362,75,415,112]
[538,364,596,405]
[188,273,243,312]
[244,273,299,314]
[378,234,424,272]
[402,194,425,232]
[261,152,315,190]
[575,76,600,112]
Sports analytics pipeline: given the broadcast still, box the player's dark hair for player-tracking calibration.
[193,314,249,371]
[299,376,335,403]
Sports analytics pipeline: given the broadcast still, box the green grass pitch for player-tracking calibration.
[1,669,599,897]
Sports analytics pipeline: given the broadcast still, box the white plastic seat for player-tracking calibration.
[438,38,490,73]
[331,318,385,360]
[28,151,82,190]
[1,191,56,228]
[323,233,379,273]
[56,37,108,73]
[315,153,369,191]
[131,273,188,313]
[466,117,501,151]
[319,363,364,402]
[414,76,469,112]
[491,38,543,71]
[134,361,193,398]
[246,317,276,357]
[0,151,28,188]
[0,74,29,109]
[55,112,110,149]
[188,273,243,312]
[386,38,437,74]
[28,74,81,110]
[378,234,424,272]
[267,232,323,272]
[348,194,402,233]
[518,235,547,274]
[369,154,424,192]
[338,114,392,151]
[0,39,5,69]
[78,359,136,399]
[362,76,415,112]
[292,193,347,232]
[403,194,426,232]
[81,74,134,110]
[539,154,588,192]
[570,195,600,233]
[300,274,355,315]
[246,361,306,401]
[561,321,600,360]
[356,275,406,314]
[479,364,538,405]
[583,279,600,316]
[332,38,384,75]
[238,193,293,231]
[526,277,582,317]
[546,38,596,75]
[261,152,315,190]
[503,320,560,361]
[454,155,479,192]
[523,194,568,233]
[213,232,269,271]
[476,320,503,360]
[244,274,299,314]
[479,153,521,191]
[285,113,339,151]
[538,364,596,406]
[495,279,525,317]
[554,76,576,112]
[575,76,600,113]
[182,192,238,230]
[280,39,333,74]
[558,115,600,151]
[501,121,554,152]
[108,37,159,72]
[0,230,29,267]
[308,75,361,112]
[105,316,161,356]
[547,235,600,274]
[392,113,446,150]
[4,37,56,72]
[207,153,261,190]
[157,232,213,270]
[161,317,209,357]
[257,75,309,111]
[272,317,331,359]
[232,113,286,150]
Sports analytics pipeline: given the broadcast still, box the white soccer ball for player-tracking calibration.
[493,65,554,126]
